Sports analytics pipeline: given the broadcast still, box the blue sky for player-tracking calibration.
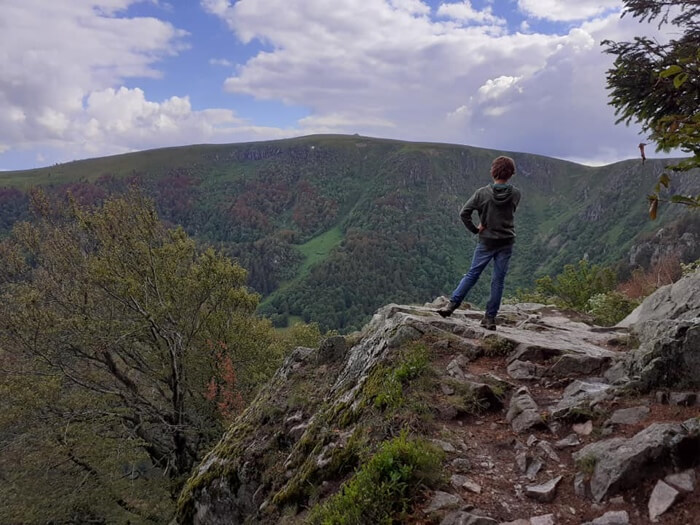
[0,1,665,170]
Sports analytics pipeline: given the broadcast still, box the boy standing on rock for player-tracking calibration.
[438,156,521,330]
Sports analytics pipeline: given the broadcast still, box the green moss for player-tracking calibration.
[305,431,444,525]
[481,335,516,357]
[273,426,366,507]
[576,454,598,475]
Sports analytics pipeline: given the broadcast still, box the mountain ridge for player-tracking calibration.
[1,135,698,332]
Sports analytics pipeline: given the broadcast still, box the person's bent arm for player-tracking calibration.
[459,192,481,234]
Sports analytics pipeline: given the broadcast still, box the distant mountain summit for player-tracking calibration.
[1,135,697,331]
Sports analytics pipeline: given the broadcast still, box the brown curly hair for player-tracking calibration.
[491,156,515,181]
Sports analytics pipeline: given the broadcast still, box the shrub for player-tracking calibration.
[307,432,443,524]
[587,292,640,326]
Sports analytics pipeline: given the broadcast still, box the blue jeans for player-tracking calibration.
[450,243,513,318]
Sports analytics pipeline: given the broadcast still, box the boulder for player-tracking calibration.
[606,406,650,426]
[611,270,700,391]
[424,491,463,514]
[572,418,700,502]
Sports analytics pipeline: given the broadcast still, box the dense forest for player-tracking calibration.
[1,135,698,332]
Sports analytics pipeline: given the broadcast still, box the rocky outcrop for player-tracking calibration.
[572,418,700,502]
[609,269,700,390]
[177,289,700,524]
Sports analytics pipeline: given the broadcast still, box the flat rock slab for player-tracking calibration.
[664,469,696,492]
[551,380,615,419]
[573,418,700,502]
[525,476,562,503]
[425,491,463,514]
[607,406,650,425]
[442,512,498,525]
[529,514,556,525]
[584,510,629,525]
[555,433,581,449]
[648,480,679,521]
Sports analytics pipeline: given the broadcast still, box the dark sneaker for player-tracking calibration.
[480,315,496,330]
[438,301,460,318]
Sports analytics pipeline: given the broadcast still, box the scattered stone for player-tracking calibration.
[664,469,696,492]
[515,450,529,474]
[537,440,560,462]
[655,391,669,404]
[451,474,471,489]
[498,520,530,525]
[451,458,472,473]
[507,387,545,433]
[441,511,497,525]
[669,392,697,406]
[424,491,463,514]
[462,478,482,494]
[446,355,470,380]
[527,434,538,447]
[585,510,629,525]
[548,353,611,378]
[609,496,625,505]
[507,359,544,380]
[441,383,456,395]
[648,480,679,521]
[551,380,614,419]
[525,476,562,503]
[573,420,593,436]
[555,433,581,449]
[432,439,458,453]
[526,457,543,481]
[529,513,555,525]
[572,418,700,502]
[574,472,587,498]
[607,406,650,426]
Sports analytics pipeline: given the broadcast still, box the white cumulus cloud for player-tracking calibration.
[517,0,622,22]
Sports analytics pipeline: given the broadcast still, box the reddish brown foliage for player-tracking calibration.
[618,252,682,299]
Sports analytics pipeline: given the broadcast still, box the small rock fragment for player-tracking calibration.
[452,458,472,473]
[609,495,625,505]
[669,392,697,406]
[441,383,456,396]
[527,434,538,447]
[574,472,587,498]
[573,420,593,435]
[462,478,482,494]
[498,520,530,525]
[526,457,543,481]
[451,474,471,489]
[555,433,581,449]
[507,387,545,433]
[648,480,679,521]
[607,406,650,426]
[664,469,696,492]
[424,491,463,514]
[537,440,560,462]
[442,511,497,525]
[525,475,562,503]
[515,450,529,474]
[587,510,629,525]
[530,514,555,525]
[655,391,669,404]
[433,439,458,453]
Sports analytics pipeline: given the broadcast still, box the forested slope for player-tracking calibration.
[1,135,697,331]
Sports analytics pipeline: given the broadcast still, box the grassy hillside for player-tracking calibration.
[1,134,696,331]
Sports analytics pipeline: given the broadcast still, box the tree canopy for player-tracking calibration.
[0,190,295,523]
[603,0,700,215]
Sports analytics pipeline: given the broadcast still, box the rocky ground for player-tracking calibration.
[177,271,700,524]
